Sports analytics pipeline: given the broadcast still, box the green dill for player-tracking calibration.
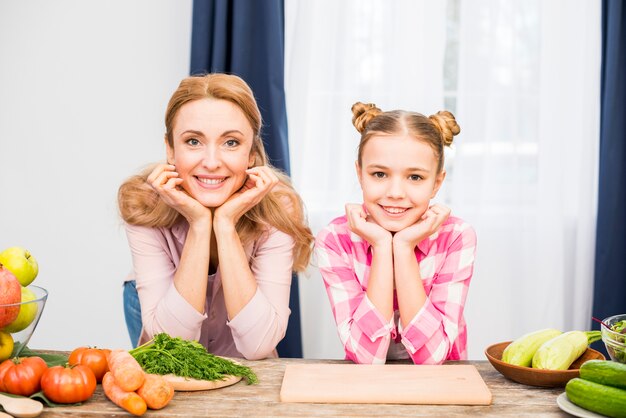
[128,333,258,384]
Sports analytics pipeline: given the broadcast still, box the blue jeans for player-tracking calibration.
[123,280,142,348]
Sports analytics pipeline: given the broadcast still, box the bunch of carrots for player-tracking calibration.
[105,349,174,416]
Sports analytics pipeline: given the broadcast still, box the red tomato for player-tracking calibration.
[1,356,48,396]
[68,346,111,382]
[41,364,97,404]
[0,359,14,392]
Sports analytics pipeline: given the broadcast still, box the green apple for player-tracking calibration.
[3,287,38,333]
[0,247,39,286]
[0,331,14,361]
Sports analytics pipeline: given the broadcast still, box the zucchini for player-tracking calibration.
[501,328,561,367]
[580,359,626,389]
[532,330,601,370]
[566,378,626,418]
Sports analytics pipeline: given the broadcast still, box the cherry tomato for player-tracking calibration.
[41,364,96,403]
[68,346,111,382]
[0,356,48,396]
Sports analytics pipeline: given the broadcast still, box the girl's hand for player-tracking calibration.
[213,166,279,228]
[147,163,211,225]
[345,204,392,247]
[393,204,451,249]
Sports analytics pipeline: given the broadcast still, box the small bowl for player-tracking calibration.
[601,314,626,364]
[0,286,48,358]
[485,341,605,387]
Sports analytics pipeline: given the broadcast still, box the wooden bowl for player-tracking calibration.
[484,341,605,387]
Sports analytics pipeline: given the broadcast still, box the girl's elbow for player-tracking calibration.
[346,348,383,365]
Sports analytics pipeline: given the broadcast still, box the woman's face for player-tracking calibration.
[166,98,255,208]
[357,134,444,232]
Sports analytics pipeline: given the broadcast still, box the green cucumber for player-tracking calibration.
[580,359,626,389]
[565,378,626,418]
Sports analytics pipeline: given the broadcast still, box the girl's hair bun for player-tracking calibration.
[428,110,460,146]
[351,102,383,133]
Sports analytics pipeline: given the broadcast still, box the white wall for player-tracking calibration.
[0,0,193,350]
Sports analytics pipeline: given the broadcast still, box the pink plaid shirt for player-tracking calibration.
[315,215,476,365]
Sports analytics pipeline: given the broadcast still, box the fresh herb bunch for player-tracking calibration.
[128,333,258,384]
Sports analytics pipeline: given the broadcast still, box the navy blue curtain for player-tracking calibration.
[592,0,626,351]
[190,0,302,357]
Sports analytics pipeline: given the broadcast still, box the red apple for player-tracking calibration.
[0,265,21,328]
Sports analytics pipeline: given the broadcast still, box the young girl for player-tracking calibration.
[118,73,313,360]
[315,102,476,365]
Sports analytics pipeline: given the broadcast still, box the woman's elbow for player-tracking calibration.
[235,317,287,360]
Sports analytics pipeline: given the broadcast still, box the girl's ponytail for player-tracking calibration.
[351,102,383,133]
[428,111,461,147]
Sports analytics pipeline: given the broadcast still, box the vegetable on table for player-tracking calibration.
[69,346,111,382]
[532,330,601,370]
[136,373,174,410]
[102,371,147,417]
[566,377,626,418]
[502,328,562,367]
[129,333,258,384]
[40,364,97,404]
[609,320,626,363]
[0,356,47,396]
[108,349,145,392]
[580,360,626,390]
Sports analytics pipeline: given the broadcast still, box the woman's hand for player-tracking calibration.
[345,204,392,247]
[213,166,279,229]
[393,204,450,249]
[147,163,211,226]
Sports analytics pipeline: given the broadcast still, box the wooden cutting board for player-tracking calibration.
[280,364,492,405]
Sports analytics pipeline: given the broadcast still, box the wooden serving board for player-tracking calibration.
[280,364,492,405]
[163,374,242,391]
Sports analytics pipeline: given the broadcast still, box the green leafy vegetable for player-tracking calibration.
[129,333,258,384]
[15,346,68,367]
[611,320,626,335]
[0,390,81,408]
[609,320,626,363]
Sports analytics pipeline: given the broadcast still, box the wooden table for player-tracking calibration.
[39,358,571,417]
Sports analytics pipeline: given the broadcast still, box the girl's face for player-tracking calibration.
[357,134,444,232]
[166,98,256,208]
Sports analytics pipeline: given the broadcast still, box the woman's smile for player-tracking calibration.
[195,175,228,188]
[167,98,255,208]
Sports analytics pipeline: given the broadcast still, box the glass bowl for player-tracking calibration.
[0,285,48,359]
[601,314,626,364]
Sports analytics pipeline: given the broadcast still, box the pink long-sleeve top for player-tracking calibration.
[315,215,476,365]
[125,219,295,360]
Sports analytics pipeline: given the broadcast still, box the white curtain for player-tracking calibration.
[452,0,601,358]
[285,0,601,359]
[285,0,448,358]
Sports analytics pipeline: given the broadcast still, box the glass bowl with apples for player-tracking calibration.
[0,246,47,360]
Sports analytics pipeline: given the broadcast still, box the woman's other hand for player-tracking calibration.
[213,166,279,229]
[147,163,212,225]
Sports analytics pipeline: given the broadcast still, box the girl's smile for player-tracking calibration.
[357,134,444,232]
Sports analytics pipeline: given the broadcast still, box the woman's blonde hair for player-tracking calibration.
[118,73,313,271]
[351,102,461,173]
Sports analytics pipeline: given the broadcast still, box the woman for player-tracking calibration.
[118,73,312,360]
